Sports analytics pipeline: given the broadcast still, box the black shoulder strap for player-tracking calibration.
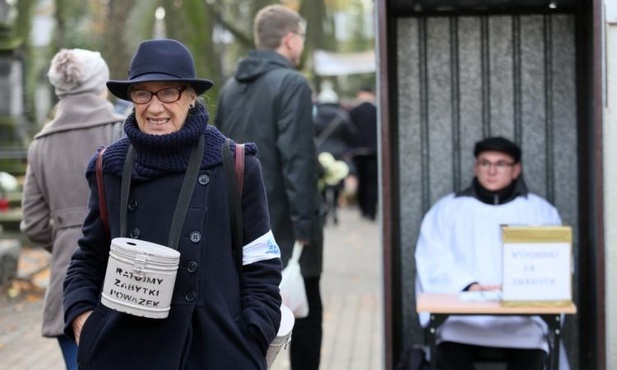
[222,138,245,271]
[119,136,204,249]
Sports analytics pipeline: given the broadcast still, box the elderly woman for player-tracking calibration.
[63,39,282,369]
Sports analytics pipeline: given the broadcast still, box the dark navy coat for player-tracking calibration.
[64,127,282,370]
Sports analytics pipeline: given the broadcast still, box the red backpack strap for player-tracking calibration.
[222,139,245,271]
[235,143,245,195]
[96,147,110,237]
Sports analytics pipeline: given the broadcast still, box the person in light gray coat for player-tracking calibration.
[20,48,124,370]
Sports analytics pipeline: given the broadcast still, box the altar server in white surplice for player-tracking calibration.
[415,136,570,370]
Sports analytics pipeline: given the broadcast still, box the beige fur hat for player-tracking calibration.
[48,48,109,97]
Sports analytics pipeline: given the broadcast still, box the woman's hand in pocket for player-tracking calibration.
[72,310,93,345]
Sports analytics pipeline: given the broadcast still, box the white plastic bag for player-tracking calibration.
[279,242,309,318]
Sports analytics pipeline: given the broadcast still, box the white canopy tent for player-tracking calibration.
[313,49,376,76]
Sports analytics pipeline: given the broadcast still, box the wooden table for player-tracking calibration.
[416,293,577,370]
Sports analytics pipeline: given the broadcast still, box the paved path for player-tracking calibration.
[271,206,383,370]
[0,206,383,369]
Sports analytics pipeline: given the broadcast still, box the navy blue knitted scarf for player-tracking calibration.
[86,103,256,181]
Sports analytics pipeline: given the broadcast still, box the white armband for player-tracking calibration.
[243,230,281,265]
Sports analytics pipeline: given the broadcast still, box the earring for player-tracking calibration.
[189,103,195,109]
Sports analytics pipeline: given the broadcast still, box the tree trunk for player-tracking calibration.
[103,1,136,85]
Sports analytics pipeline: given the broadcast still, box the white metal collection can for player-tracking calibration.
[266,304,295,368]
[101,237,180,319]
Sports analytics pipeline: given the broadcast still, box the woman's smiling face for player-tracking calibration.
[129,81,196,135]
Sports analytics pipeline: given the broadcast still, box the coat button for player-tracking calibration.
[187,261,198,273]
[129,228,141,238]
[185,291,196,301]
[128,199,138,211]
[198,174,209,185]
[189,231,201,243]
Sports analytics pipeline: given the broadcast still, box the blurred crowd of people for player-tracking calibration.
[312,81,378,224]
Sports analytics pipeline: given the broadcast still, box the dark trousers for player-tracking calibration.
[436,341,547,370]
[290,276,323,370]
[322,183,342,224]
[353,154,378,220]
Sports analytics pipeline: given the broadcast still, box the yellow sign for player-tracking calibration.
[501,226,573,306]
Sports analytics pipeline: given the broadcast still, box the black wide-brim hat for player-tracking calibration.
[107,39,214,101]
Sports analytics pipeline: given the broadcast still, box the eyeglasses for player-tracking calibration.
[476,160,516,171]
[128,86,187,104]
[293,31,306,41]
